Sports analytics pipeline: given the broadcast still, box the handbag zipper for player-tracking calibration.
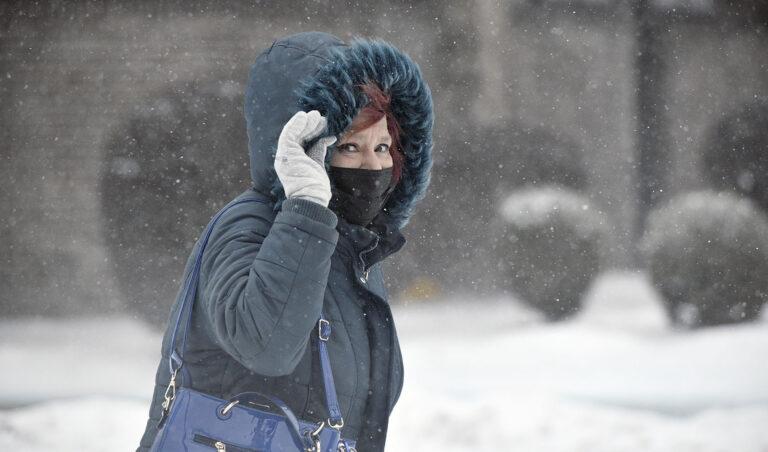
[193,434,263,452]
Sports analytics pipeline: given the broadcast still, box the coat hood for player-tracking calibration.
[244,32,434,228]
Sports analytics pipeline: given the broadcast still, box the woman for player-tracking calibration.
[137,31,433,451]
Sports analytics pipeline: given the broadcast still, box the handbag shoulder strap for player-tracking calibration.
[317,313,343,426]
[166,197,343,427]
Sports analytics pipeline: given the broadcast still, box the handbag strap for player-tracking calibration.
[317,313,343,426]
[166,198,344,427]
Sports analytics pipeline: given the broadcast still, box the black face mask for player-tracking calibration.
[328,166,397,226]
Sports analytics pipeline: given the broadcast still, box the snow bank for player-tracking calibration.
[0,317,161,406]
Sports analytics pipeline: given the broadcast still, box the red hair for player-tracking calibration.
[346,81,404,181]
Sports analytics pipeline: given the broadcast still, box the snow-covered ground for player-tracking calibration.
[1,271,767,451]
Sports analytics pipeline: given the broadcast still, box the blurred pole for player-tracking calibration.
[633,0,668,263]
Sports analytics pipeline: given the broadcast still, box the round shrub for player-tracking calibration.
[703,100,768,212]
[101,80,249,325]
[643,190,768,327]
[393,123,588,298]
[498,186,606,321]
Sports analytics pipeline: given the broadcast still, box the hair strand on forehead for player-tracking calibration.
[347,80,404,181]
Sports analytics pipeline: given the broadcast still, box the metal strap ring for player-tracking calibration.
[311,421,325,437]
[318,318,330,341]
[327,417,344,430]
[221,400,239,416]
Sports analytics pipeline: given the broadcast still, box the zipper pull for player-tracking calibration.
[360,269,369,284]
[214,441,226,452]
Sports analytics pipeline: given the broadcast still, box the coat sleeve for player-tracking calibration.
[198,197,339,376]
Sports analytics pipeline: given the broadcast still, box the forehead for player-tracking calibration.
[342,116,390,140]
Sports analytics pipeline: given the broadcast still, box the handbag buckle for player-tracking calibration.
[327,417,344,430]
[318,318,331,342]
[157,369,178,427]
[161,369,178,412]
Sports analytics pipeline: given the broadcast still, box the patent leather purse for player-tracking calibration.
[150,199,356,452]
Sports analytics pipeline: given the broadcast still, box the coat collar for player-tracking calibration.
[335,214,406,270]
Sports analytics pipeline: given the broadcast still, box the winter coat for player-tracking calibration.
[137,32,433,452]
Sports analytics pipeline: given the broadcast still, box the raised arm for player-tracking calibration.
[199,111,339,376]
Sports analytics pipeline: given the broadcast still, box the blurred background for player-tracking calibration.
[2,0,768,450]
[3,0,768,324]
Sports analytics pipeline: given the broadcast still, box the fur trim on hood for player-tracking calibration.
[244,31,434,228]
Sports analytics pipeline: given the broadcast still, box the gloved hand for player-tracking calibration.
[275,110,337,207]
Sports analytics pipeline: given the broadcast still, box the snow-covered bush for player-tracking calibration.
[703,101,768,212]
[643,190,768,327]
[498,186,606,320]
[101,80,249,324]
[393,123,588,298]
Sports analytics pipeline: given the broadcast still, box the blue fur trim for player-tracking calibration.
[271,38,434,229]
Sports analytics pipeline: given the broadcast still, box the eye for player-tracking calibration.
[375,144,390,153]
[336,143,359,153]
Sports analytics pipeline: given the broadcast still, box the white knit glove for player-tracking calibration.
[275,111,337,207]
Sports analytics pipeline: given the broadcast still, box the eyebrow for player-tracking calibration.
[339,133,392,144]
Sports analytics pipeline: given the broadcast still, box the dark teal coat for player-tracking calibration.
[138,32,433,451]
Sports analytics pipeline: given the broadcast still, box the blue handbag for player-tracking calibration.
[150,199,357,452]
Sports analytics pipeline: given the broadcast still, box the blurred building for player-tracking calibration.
[2,0,766,318]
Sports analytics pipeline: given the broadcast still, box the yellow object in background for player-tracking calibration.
[400,278,441,301]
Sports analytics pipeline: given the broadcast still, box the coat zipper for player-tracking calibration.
[358,231,379,284]
[193,434,262,452]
